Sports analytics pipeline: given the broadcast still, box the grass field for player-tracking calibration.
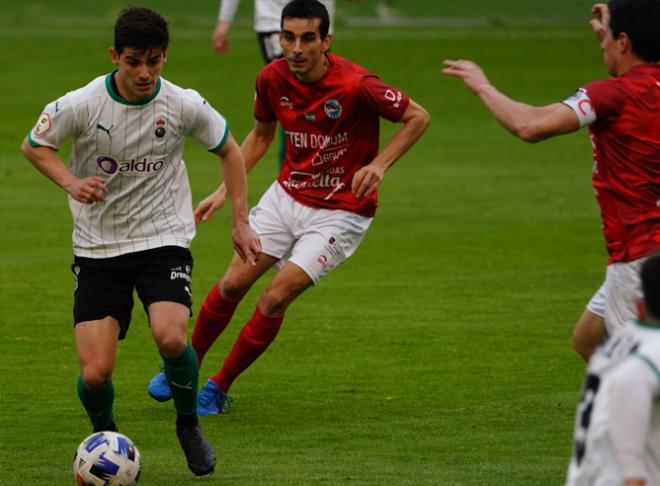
[1,1,607,484]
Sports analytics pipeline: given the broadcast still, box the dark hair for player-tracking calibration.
[608,0,660,62]
[641,253,660,320]
[281,0,330,39]
[114,6,169,54]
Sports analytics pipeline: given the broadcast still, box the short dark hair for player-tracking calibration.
[281,0,330,39]
[641,253,660,320]
[114,6,169,54]
[608,0,660,62]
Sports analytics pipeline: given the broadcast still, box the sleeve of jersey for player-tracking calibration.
[27,94,77,150]
[253,71,276,123]
[609,355,660,481]
[561,80,626,128]
[356,75,410,122]
[185,89,229,152]
[218,0,240,22]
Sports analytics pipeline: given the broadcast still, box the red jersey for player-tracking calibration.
[254,53,410,217]
[563,64,660,263]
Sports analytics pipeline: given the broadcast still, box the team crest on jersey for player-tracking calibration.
[155,117,167,138]
[33,113,52,137]
[324,99,342,119]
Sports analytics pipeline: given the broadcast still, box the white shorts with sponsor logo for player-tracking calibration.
[249,182,373,284]
[603,258,645,334]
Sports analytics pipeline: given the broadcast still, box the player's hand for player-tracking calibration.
[589,3,610,43]
[67,176,107,204]
[212,21,231,54]
[232,221,262,266]
[194,186,227,225]
[442,59,491,95]
[351,164,385,199]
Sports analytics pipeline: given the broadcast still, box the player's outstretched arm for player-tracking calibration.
[442,59,580,143]
[20,138,107,204]
[351,100,430,199]
[205,131,262,265]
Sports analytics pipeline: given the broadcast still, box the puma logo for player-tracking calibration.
[96,123,113,138]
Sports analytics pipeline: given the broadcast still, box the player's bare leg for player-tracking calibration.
[572,309,607,361]
[75,317,120,432]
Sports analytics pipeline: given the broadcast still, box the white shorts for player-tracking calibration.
[586,282,606,318]
[249,182,373,284]
[603,258,645,334]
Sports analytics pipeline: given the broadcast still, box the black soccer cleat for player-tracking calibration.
[176,425,216,476]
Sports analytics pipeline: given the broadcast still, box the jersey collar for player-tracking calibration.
[105,70,161,106]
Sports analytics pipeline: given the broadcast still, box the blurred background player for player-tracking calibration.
[565,252,660,486]
[20,6,260,476]
[212,0,362,164]
[149,0,430,414]
[443,0,660,361]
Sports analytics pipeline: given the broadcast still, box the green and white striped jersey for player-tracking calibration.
[28,72,229,258]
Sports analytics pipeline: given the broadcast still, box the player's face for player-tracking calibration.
[110,47,167,100]
[280,17,331,82]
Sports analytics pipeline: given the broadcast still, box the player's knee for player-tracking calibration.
[155,332,187,358]
[258,289,290,316]
[81,368,113,391]
[219,278,249,301]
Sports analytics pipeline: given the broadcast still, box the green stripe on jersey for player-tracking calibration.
[209,122,230,153]
[27,132,44,148]
[105,71,161,106]
[633,352,660,384]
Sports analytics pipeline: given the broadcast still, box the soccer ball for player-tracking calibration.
[73,431,141,485]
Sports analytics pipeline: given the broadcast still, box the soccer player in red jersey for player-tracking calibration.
[148,0,430,413]
[443,0,660,361]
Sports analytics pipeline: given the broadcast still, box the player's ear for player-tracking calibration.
[109,47,120,66]
[616,32,631,55]
[162,48,168,64]
[321,34,332,53]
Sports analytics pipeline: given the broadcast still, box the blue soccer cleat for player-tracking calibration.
[197,379,233,416]
[148,367,172,402]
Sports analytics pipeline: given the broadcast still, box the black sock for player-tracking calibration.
[176,412,199,430]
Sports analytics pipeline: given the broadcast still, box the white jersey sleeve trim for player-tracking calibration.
[218,0,240,22]
[562,88,597,127]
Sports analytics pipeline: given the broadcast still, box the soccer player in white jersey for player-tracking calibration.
[566,253,660,486]
[212,0,343,61]
[20,6,260,477]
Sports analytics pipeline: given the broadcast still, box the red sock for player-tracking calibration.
[191,282,240,366]
[211,307,284,393]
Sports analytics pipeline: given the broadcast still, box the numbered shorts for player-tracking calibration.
[250,182,373,285]
[603,257,646,334]
[71,246,193,339]
[257,31,283,63]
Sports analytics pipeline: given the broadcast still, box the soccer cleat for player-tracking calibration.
[148,367,172,402]
[176,425,216,477]
[197,379,233,416]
